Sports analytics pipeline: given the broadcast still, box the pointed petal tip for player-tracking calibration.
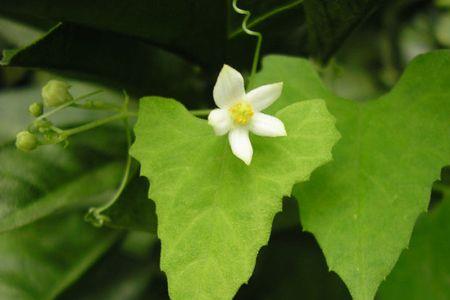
[228,128,253,166]
[246,82,284,111]
[249,113,287,137]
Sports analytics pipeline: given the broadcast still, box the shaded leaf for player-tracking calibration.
[252,51,450,299]
[0,144,122,233]
[60,232,167,300]
[0,0,226,68]
[0,212,119,299]
[304,0,383,61]
[131,97,339,299]
[377,197,450,299]
[0,0,384,87]
[1,23,206,101]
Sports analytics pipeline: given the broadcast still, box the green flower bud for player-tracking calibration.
[15,131,38,152]
[28,102,43,117]
[41,80,73,107]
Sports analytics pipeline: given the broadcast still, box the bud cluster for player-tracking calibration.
[15,80,73,152]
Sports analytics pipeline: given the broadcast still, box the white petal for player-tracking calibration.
[228,128,253,165]
[249,112,287,137]
[246,82,283,111]
[208,108,232,136]
[213,65,246,108]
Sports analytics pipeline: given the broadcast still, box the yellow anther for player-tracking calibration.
[229,101,254,125]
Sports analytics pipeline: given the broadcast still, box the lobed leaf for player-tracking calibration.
[252,51,450,299]
[131,97,340,299]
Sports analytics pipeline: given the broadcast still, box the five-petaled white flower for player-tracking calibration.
[208,65,287,165]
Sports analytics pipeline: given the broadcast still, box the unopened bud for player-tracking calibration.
[15,131,38,152]
[42,80,73,107]
[28,102,43,117]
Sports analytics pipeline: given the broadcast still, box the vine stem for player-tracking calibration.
[229,0,303,39]
[85,95,135,226]
[61,112,135,137]
[232,0,263,87]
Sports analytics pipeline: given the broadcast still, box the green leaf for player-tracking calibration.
[60,232,167,300]
[130,97,339,299]
[0,212,119,299]
[377,197,450,299]
[1,0,383,85]
[252,51,450,299]
[0,0,226,68]
[303,0,382,61]
[0,144,122,232]
[1,23,206,100]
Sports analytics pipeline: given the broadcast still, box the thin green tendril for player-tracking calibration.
[232,0,263,87]
[85,93,135,227]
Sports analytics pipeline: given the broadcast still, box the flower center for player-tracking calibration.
[229,101,254,125]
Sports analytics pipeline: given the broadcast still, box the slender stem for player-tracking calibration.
[36,90,103,121]
[50,126,64,134]
[232,0,263,87]
[71,102,122,111]
[62,112,133,137]
[94,120,133,214]
[229,0,304,39]
[85,97,136,227]
[190,109,212,117]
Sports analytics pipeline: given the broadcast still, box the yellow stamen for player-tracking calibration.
[229,101,254,125]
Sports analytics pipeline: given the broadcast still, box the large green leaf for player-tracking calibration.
[1,23,206,101]
[252,51,450,299]
[0,212,119,299]
[130,97,339,299]
[0,0,226,68]
[377,197,450,299]
[303,0,382,61]
[0,0,383,91]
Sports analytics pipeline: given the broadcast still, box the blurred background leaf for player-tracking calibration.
[59,232,168,300]
[0,82,131,232]
[0,0,387,104]
[0,212,120,299]
[377,193,450,299]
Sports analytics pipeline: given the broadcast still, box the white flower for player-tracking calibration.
[208,65,287,165]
